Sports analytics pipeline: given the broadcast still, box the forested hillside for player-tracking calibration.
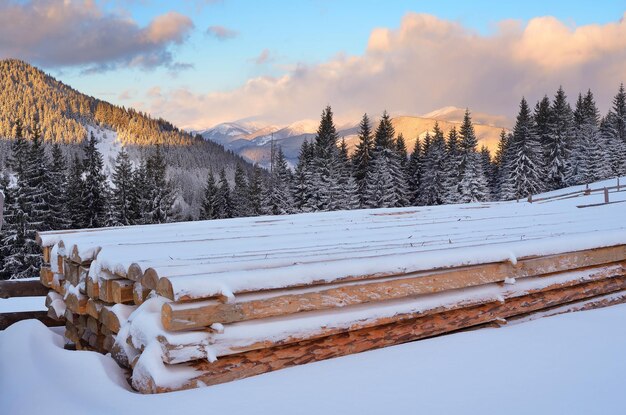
[0,59,259,218]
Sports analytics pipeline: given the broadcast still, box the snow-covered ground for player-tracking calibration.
[87,125,123,181]
[1,304,626,414]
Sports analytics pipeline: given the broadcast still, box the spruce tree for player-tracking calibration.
[263,148,293,215]
[503,98,543,199]
[66,154,86,229]
[545,86,573,190]
[352,113,374,205]
[534,95,552,171]
[293,141,315,212]
[406,137,422,205]
[443,127,461,204]
[48,144,70,230]
[231,164,251,218]
[337,138,359,210]
[310,106,342,211]
[145,145,174,224]
[130,157,149,224]
[199,169,217,220]
[247,166,265,216]
[22,124,52,232]
[364,112,401,208]
[111,148,134,226]
[214,168,232,219]
[82,132,108,228]
[457,110,489,203]
[419,123,447,205]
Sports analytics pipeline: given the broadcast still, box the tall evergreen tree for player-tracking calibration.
[247,166,265,216]
[199,169,217,220]
[457,110,490,203]
[48,144,70,230]
[231,164,251,218]
[352,113,374,205]
[406,137,422,205]
[443,127,461,204]
[419,123,447,205]
[65,154,86,229]
[364,111,402,208]
[502,98,544,199]
[293,141,315,212]
[545,86,573,190]
[337,138,360,210]
[214,168,232,219]
[111,148,134,226]
[263,148,293,215]
[309,106,342,211]
[22,124,52,232]
[145,145,174,224]
[82,132,108,228]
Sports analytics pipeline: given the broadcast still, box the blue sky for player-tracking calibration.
[76,0,626,96]
[2,0,626,128]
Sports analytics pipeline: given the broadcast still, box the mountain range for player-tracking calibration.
[196,107,509,167]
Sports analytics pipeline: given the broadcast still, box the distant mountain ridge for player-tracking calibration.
[197,108,509,168]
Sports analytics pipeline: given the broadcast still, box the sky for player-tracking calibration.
[1,0,626,129]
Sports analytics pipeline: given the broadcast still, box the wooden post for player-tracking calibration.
[527,194,533,203]
[618,177,621,191]
[604,187,609,204]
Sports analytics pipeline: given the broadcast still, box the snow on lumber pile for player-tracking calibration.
[35,184,626,393]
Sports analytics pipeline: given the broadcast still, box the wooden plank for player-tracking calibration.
[158,245,626,302]
[0,311,65,330]
[137,277,626,393]
[42,246,51,264]
[0,279,49,299]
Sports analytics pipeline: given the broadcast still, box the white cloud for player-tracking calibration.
[142,12,626,129]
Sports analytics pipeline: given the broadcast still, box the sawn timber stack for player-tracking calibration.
[36,195,626,393]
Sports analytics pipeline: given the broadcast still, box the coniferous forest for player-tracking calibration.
[1,78,626,279]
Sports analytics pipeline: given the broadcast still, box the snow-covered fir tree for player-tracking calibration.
[351,113,374,206]
[247,166,265,216]
[544,87,573,190]
[406,137,422,205]
[457,110,490,203]
[419,123,447,205]
[213,168,232,219]
[111,148,134,226]
[292,141,315,212]
[502,98,544,200]
[65,154,86,229]
[231,164,251,218]
[48,144,70,230]
[443,126,461,204]
[337,138,360,210]
[82,132,108,228]
[199,169,217,220]
[309,106,343,211]
[145,145,174,224]
[263,147,293,215]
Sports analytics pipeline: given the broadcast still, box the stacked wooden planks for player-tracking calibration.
[36,200,626,394]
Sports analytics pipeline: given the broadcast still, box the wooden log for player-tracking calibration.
[112,279,134,304]
[39,267,54,288]
[87,315,101,334]
[157,245,626,302]
[162,260,626,331]
[103,334,117,353]
[100,304,136,333]
[137,276,626,393]
[63,259,81,286]
[153,270,626,364]
[42,246,51,264]
[86,298,105,319]
[85,277,100,299]
[0,311,65,330]
[0,278,50,299]
[65,291,88,315]
[133,281,151,305]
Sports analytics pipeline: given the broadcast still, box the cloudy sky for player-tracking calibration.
[1,0,626,129]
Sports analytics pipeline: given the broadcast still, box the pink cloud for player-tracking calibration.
[140,12,626,129]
